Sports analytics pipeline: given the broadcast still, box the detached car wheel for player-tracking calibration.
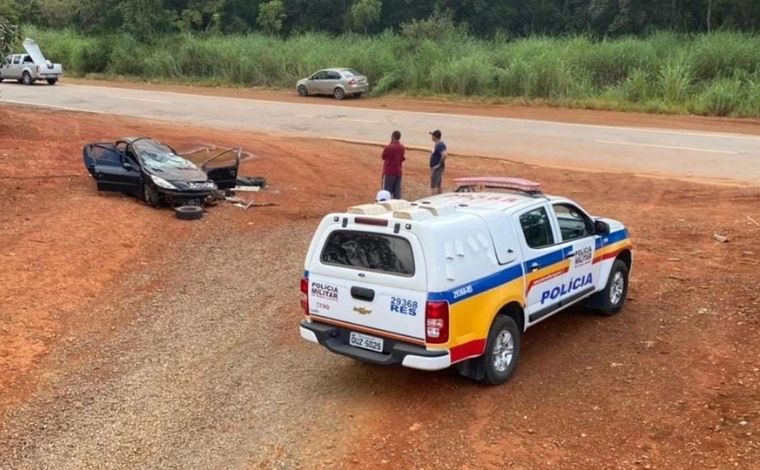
[333,87,345,100]
[479,315,521,385]
[175,205,204,221]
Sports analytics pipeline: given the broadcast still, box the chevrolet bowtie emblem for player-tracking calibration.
[353,306,372,315]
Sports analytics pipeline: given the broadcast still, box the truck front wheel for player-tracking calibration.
[593,259,629,316]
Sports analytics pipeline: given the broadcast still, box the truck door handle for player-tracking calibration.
[351,286,375,302]
[566,252,575,258]
[530,262,540,272]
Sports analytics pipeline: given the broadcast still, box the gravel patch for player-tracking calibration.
[0,222,357,469]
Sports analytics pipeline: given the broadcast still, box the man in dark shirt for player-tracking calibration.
[381,130,405,199]
[429,129,447,195]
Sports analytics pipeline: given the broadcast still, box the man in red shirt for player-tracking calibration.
[381,130,405,200]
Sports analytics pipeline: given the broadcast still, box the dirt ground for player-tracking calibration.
[68,78,760,137]
[0,104,758,468]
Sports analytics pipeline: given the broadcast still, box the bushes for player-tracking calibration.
[430,54,495,95]
[22,27,760,117]
[659,57,693,103]
[693,77,743,116]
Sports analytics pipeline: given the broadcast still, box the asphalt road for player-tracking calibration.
[3,82,760,183]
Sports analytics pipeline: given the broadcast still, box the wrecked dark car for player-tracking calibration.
[83,137,240,207]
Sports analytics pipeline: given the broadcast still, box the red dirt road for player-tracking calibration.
[0,105,758,468]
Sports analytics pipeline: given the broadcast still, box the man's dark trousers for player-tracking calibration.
[383,175,402,199]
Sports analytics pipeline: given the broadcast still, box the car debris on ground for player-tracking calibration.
[712,233,730,243]
[224,196,277,210]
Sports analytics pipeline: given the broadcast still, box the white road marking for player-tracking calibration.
[0,99,105,114]
[594,139,740,155]
[117,96,171,104]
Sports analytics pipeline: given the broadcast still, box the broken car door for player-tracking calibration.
[83,143,141,195]
[201,148,240,190]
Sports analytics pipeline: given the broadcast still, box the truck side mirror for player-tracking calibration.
[594,220,610,235]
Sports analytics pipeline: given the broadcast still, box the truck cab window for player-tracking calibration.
[553,203,592,241]
[519,207,555,248]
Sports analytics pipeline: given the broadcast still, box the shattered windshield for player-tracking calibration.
[133,139,198,171]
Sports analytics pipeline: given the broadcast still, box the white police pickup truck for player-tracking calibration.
[299,177,633,384]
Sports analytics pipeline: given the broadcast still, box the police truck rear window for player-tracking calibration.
[321,230,415,276]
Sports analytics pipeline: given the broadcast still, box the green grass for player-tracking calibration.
[21,27,760,117]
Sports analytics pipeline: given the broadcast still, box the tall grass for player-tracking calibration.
[22,27,760,117]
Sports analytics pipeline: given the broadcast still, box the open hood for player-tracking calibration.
[23,38,47,66]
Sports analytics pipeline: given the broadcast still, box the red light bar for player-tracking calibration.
[454,176,542,193]
[354,217,389,226]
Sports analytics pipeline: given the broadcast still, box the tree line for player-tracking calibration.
[1,0,759,42]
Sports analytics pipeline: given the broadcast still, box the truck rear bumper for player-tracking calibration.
[300,320,451,371]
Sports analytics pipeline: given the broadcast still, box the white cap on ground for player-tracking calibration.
[376,190,392,202]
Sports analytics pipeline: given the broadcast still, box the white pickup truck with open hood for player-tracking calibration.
[0,38,63,85]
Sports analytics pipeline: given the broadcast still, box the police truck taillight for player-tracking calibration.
[300,277,309,316]
[425,301,449,344]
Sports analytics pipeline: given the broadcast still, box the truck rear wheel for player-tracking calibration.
[47,78,58,85]
[22,72,33,85]
[475,315,521,385]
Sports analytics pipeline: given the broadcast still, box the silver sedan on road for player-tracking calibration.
[296,68,369,100]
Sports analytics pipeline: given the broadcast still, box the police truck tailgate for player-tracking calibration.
[306,227,428,346]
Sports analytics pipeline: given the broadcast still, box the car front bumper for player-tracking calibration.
[299,319,451,371]
[155,187,215,199]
